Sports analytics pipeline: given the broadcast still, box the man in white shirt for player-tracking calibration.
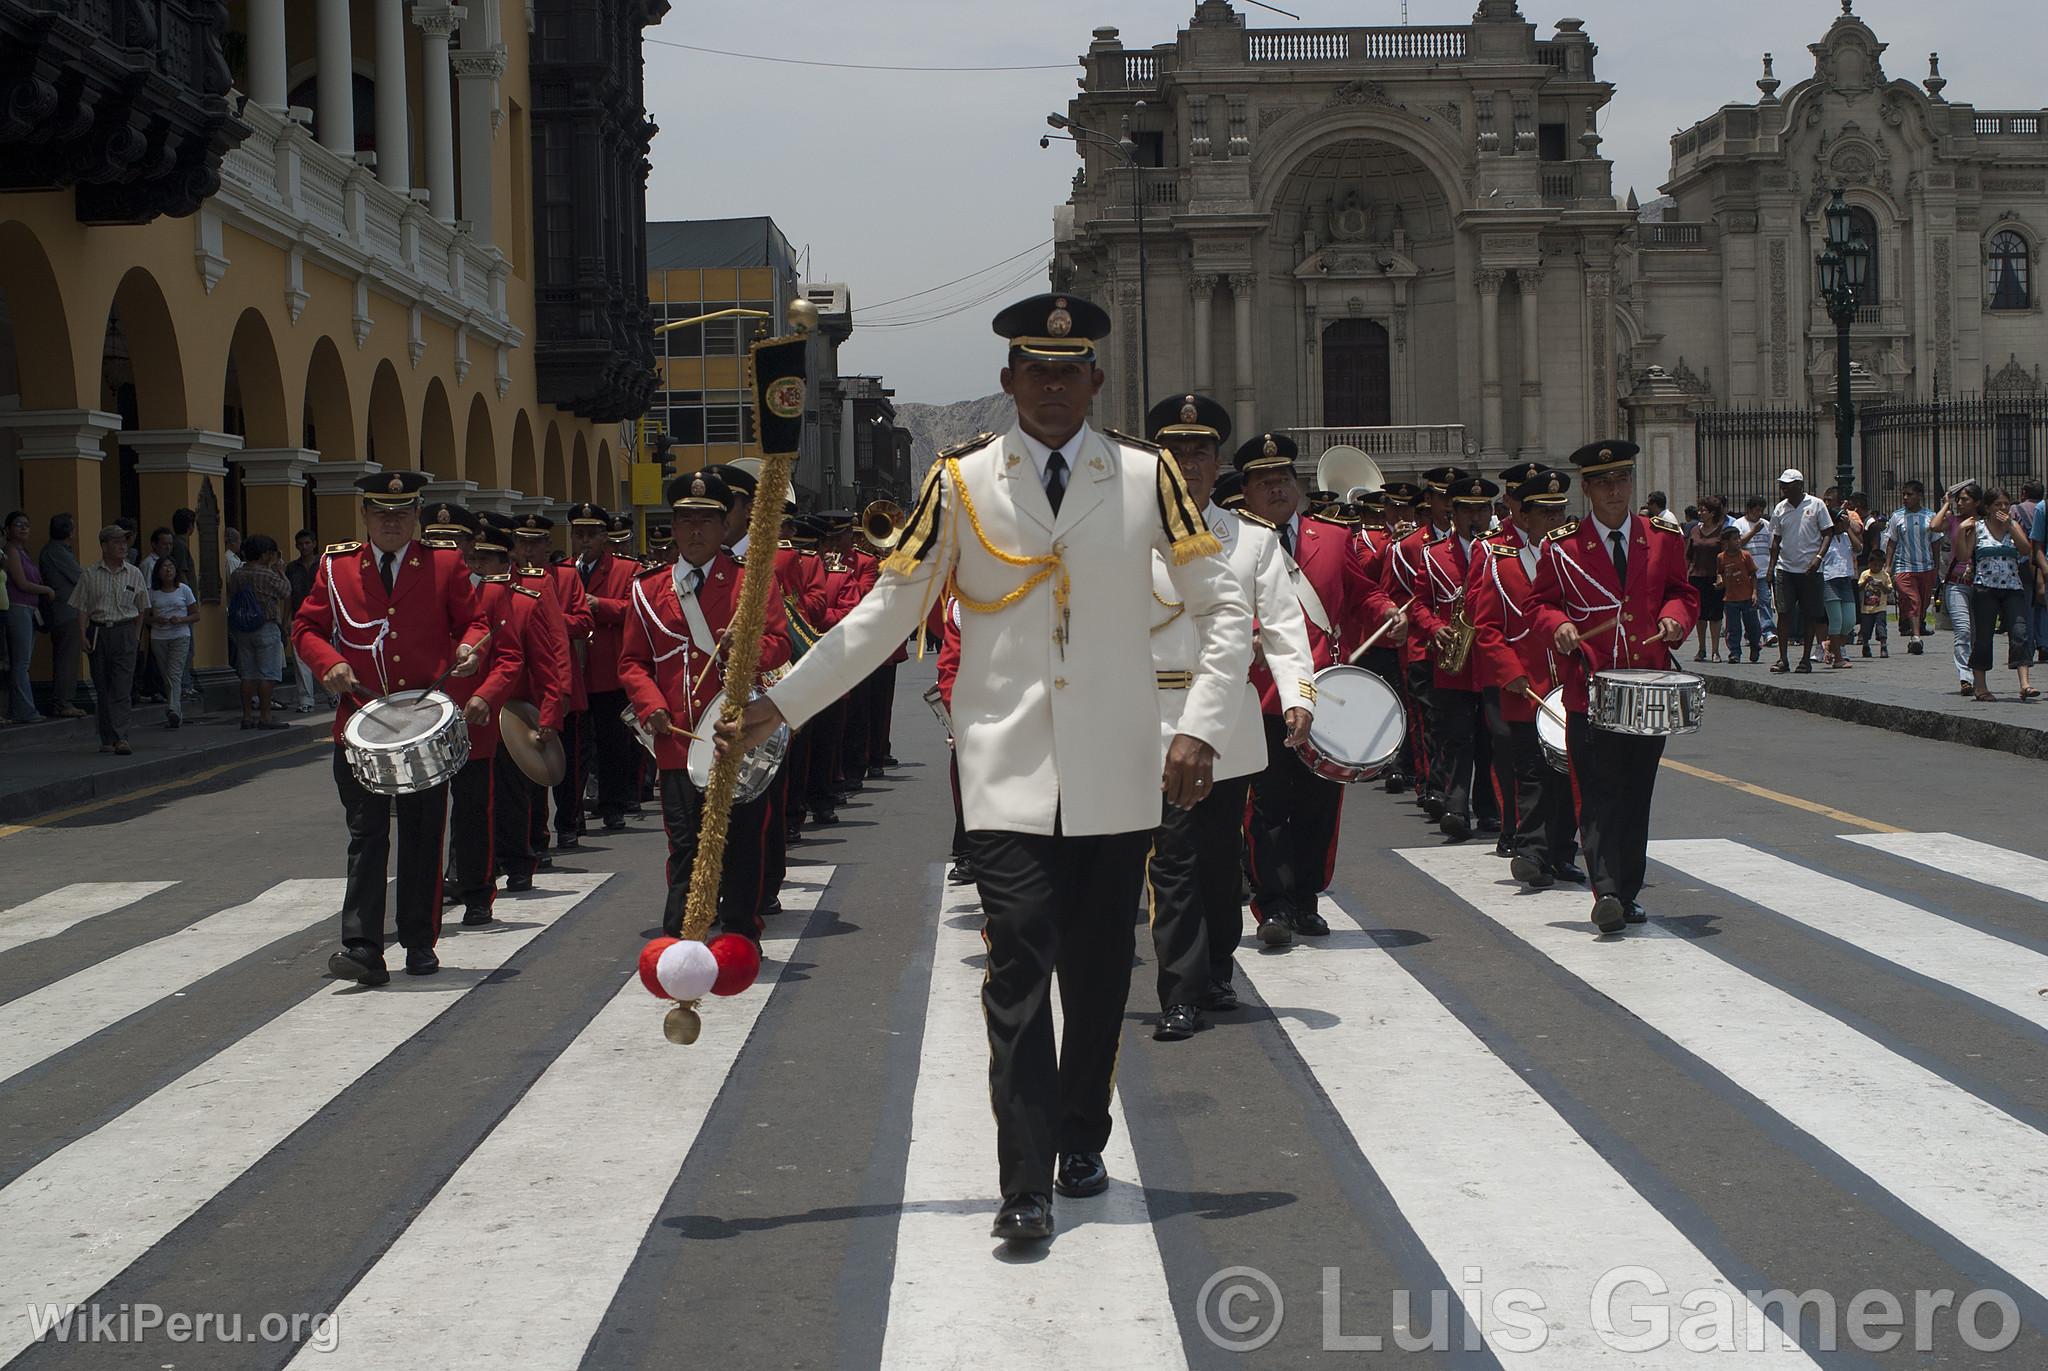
[1733,495,1776,644]
[1766,468,1839,672]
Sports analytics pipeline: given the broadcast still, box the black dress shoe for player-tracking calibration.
[1053,1151,1109,1198]
[762,898,784,919]
[1293,907,1330,936]
[554,835,581,852]
[811,808,839,826]
[1552,861,1587,884]
[991,1193,1054,1244]
[1510,856,1555,888]
[785,824,804,844]
[1439,811,1472,842]
[503,872,533,893]
[461,907,494,927]
[440,885,460,908]
[1624,901,1649,925]
[947,859,977,885]
[867,765,887,779]
[1200,984,1241,1012]
[1492,841,1514,859]
[536,853,555,871]
[1154,1004,1204,1041]
[1256,911,1295,946]
[602,815,627,833]
[1420,794,1447,820]
[1591,895,1628,934]
[877,754,900,767]
[405,947,440,975]
[1383,771,1408,794]
[327,945,390,986]
[1477,816,1502,834]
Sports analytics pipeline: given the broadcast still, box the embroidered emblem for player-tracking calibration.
[1005,453,1020,468]
[765,375,806,418]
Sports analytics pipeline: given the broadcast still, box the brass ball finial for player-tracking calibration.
[663,1003,703,1045]
[787,297,821,334]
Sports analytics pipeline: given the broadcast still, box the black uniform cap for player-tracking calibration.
[1569,439,1639,476]
[1497,462,1550,489]
[474,513,517,553]
[666,469,735,513]
[357,470,431,506]
[1145,392,1232,446]
[566,502,611,527]
[511,512,554,534]
[1233,432,1298,473]
[992,293,1110,362]
[1447,475,1502,506]
[1213,469,1248,509]
[1513,470,1573,506]
[423,502,476,535]
[1420,465,1470,493]
[1379,480,1425,504]
[700,463,758,499]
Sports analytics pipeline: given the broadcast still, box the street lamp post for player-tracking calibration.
[1816,188,1871,497]
[1048,110,1150,408]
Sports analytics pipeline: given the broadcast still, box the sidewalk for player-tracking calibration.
[0,706,331,825]
[1686,630,2048,760]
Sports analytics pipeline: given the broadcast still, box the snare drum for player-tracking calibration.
[1535,686,1571,772]
[342,690,469,795]
[686,686,790,805]
[1590,669,1705,737]
[1296,665,1406,784]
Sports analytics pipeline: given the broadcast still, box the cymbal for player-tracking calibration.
[499,700,566,786]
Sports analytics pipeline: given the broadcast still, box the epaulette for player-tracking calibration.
[1650,514,1685,536]
[480,572,512,583]
[422,538,458,551]
[1545,520,1579,542]
[1104,427,1163,455]
[324,541,362,556]
[938,432,997,460]
[1303,513,1350,532]
[512,584,542,599]
[1486,540,1518,557]
[777,539,795,550]
[798,548,820,558]
[1236,509,1277,531]
[638,563,670,580]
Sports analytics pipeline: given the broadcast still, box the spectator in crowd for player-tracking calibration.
[169,507,197,585]
[1768,469,1836,674]
[38,513,88,717]
[1882,480,1938,654]
[1952,487,2038,702]
[285,528,323,713]
[2031,489,2048,665]
[1819,486,1863,668]
[70,525,148,754]
[117,517,141,564]
[144,554,199,729]
[1688,495,1730,661]
[1857,542,1892,658]
[1734,496,1776,646]
[1717,524,1760,663]
[4,509,56,723]
[225,533,292,730]
[1931,482,1979,695]
[224,526,243,577]
[1643,490,1669,521]
[140,527,172,583]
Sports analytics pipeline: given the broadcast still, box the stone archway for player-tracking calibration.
[367,361,409,472]
[570,430,592,502]
[542,421,566,501]
[511,410,538,498]
[225,308,290,448]
[0,221,79,412]
[596,438,613,508]
[463,393,497,490]
[419,377,456,479]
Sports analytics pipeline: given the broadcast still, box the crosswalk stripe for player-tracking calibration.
[0,874,607,1364]
[1839,831,2048,906]
[283,867,834,1370]
[1404,846,2048,1303]
[1236,894,1815,1365]
[0,878,345,1085]
[880,880,1184,1370]
[0,882,177,956]
[1654,839,2048,1031]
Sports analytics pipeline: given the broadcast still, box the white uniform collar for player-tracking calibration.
[1016,421,1092,483]
[732,532,751,559]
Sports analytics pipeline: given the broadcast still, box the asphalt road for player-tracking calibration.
[2,661,2045,1369]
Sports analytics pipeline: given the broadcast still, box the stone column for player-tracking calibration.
[468,487,518,516]
[1623,366,1699,514]
[236,448,318,554]
[1190,274,1216,394]
[546,501,578,559]
[247,0,289,112]
[308,461,383,546]
[0,410,120,548]
[1517,267,1545,461]
[1229,272,1256,439]
[1475,268,1507,461]
[315,0,354,154]
[121,429,245,669]
[421,477,481,512]
[412,5,467,222]
[452,45,506,238]
[373,0,411,191]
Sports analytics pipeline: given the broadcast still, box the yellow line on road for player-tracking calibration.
[1659,758,1908,834]
[0,737,330,841]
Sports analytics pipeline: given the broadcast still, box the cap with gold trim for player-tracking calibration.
[1355,490,1388,513]
[1497,462,1549,489]
[607,514,633,540]
[1144,391,1232,446]
[1232,432,1298,473]
[1420,465,1470,494]
[1447,475,1502,506]
[1569,439,1639,477]
[1213,469,1248,509]
[1304,488,1341,516]
[1380,480,1424,505]
[423,502,476,536]
[700,462,757,500]
[992,292,1110,362]
[356,470,430,506]
[566,502,611,527]
[510,512,554,535]
[1513,470,1573,506]
[475,513,518,553]
[666,470,734,513]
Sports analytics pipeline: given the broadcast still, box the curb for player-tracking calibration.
[0,721,329,826]
[1699,672,2048,762]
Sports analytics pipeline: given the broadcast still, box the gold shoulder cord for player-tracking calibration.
[942,456,1072,634]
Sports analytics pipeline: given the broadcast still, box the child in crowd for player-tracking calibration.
[1718,525,1760,663]
[1858,542,1893,658]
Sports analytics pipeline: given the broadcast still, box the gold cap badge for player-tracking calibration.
[387,475,404,493]
[1547,475,1562,493]
[691,475,707,496]
[1180,396,1198,423]
[1263,434,1279,458]
[1047,301,1073,337]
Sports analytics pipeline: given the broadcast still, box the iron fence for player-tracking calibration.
[1859,391,2048,504]
[1695,407,1819,508]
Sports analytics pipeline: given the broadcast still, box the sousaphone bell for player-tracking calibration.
[860,498,908,552]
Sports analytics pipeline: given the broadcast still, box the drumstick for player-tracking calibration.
[421,627,494,698]
[1519,683,1571,730]
[1345,597,1418,665]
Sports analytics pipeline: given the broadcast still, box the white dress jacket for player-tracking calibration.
[768,420,1253,835]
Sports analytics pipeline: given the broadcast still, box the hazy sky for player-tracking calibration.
[643,1,2022,405]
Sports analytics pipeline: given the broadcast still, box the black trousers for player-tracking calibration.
[333,745,446,951]
[1149,775,1254,1010]
[1431,686,1493,822]
[970,824,1151,1202]
[867,661,898,763]
[587,688,636,821]
[494,750,537,880]
[1500,717,1577,870]
[949,752,967,859]
[658,768,771,939]
[1565,713,1664,904]
[541,710,587,844]
[1405,658,1437,796]
[445,753,496,911]
[1480,688,1518,842]
[763,749,791,905]
[1246,712,1344,924]
[805,698,845,812]
[840,678,872,784]
[783,722,812,826]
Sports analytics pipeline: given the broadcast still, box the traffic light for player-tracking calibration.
[652,431,677,480]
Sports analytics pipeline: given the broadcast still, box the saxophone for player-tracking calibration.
[1436,595,1478,674]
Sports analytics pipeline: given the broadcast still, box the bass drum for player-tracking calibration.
[1536,686,1571,773]
[686,686,791,805]
[1296,665,1406,783]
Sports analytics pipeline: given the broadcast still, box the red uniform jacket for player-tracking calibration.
[1528,515,1701,712]
[292,540,490,743]
[1409,532,1486,693]
[1467,530,1554,724]
[525,561,591,713]
[444,576,538,758]
[1386,523,1446,667]
[773,543,830,631]
[617,553,791,772]
[514,568,576,730]
[575,550,639,694]
[818,554,858,630]
[934,597,962,711]
[832,548,904,665]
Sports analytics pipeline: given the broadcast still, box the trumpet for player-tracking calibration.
[860,499,907,552]
[1435,596,1478,674]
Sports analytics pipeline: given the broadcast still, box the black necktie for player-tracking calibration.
[1280,523,1295,559]
[1044,450,1067,516]
[579,558,594,586]
[685,567,703,596]
[1609,529,1629,589]
[379,551,395,594]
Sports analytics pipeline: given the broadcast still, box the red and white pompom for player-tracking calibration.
[653,939,720,1001]
[707,934,762,997]
[638,936,680,998]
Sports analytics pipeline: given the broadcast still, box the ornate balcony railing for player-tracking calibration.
[1293,425,1471,465]
[1639,223,1708,248]
[1246,26,1468,63]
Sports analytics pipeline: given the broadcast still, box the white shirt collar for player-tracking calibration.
[1015,422,1092,483]
[671,555,714,600]
[1589,511,1632,568]
[1286,512,1303,544]
[732,532,750,558]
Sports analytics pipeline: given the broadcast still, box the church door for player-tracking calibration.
[1322,319,1391,427]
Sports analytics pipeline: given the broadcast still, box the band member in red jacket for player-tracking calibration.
[567,502,640,833]
[835,535,883,785]
[1468,471,1583,890]
[1408,476,1501,841]
[1387,467,1464,815]
[1528,440,1700,933]
[291,470,490,986]
[474,513,571,893]
[512,514,592,854]
[618,470,791,941]
[803,511,858,824]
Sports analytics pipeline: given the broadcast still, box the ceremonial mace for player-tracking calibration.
[645,298,818,1045]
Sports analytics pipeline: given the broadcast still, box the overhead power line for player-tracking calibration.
[860,239,1055,314]
[645,37,1069,73]
[860,257,1055,330]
